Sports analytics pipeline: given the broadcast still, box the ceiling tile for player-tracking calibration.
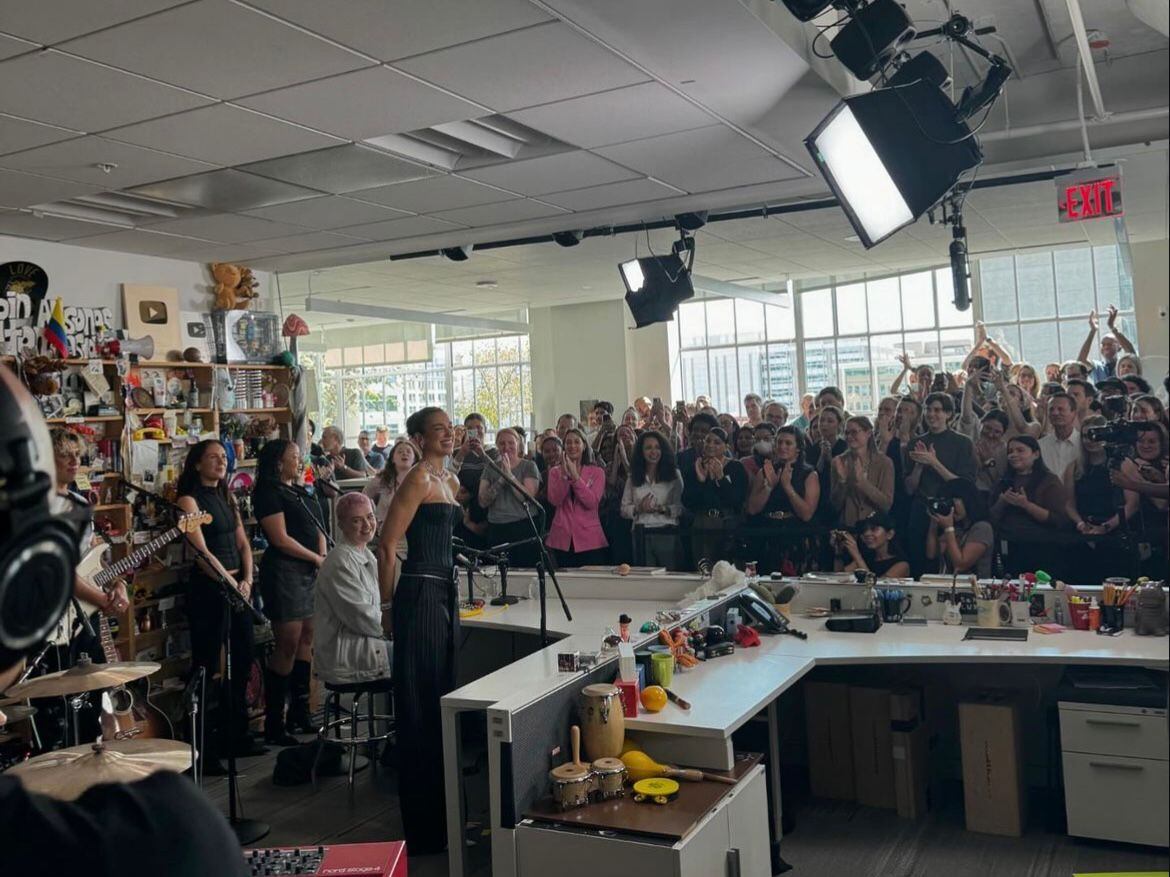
[60,0,371,99]
[395,22,649,113]
[536,177,684,212]
[0,208,116,241]
[244,0,549,62]
[0,50,211,131]
[595,126,804,193]
[144,213,312,243]
[0,33,36,61]
[177,241,289,263]
[461,150,639,197]
[0,1,188,44]
[104,104,345,166]
[240,144,431,195]
[60,228,217,256]
[238,66,484,141]
[128,169,320,211]
[242,195,409,229]
[234,230,370,253]
[0,136,214,187]
[339,215,467,241]
[0,167,102,208]
[507,82,714,149]
[429,198,568,226]
[0,113,80,156]
[349,175,516,212]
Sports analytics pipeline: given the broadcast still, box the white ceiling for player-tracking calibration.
[0,0,1166,327]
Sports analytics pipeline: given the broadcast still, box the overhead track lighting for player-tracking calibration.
[440,245,472,262]
[619,254,695,328]
[675,211,708,231]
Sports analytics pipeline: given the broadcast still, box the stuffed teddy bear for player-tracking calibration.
[235,267,260,308]
[210,262,242,310]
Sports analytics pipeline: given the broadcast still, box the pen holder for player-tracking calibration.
[1068,601,1091,631]
[976,599,1000,628]
[1099,605,1125,634]
[1010,600,1031,627]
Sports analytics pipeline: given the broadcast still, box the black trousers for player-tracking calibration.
[392,567,458,855]
[487,519,542,568]
[187,573,255,750]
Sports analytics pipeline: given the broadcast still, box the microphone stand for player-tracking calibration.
[281,483,335,550]
[184,533,269,846]
[481,453,571,646]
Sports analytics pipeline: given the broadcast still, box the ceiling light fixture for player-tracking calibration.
[675,211,708,231]
[441,245,472,262]
[552,230,584,247]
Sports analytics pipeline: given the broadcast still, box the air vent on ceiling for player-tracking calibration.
[365,115,567,171]
[31,190,196,228]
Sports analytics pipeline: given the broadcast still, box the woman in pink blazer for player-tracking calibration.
[546,428,609,567]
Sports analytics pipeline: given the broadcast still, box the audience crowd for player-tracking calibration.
[345,309,1168,586]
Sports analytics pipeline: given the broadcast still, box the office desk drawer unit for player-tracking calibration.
[1059,701,1169,847]
[515,766,769,877]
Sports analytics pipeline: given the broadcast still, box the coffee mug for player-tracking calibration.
[879,588,911,623]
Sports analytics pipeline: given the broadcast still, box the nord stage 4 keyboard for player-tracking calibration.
[244,841,406,876]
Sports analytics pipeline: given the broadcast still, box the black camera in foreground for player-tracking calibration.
[927,497,953,517]
[1085,421,1141,445]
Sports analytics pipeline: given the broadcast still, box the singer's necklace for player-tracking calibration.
[422,459,445,478]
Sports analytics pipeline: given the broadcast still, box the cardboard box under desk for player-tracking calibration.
[890,687,930,820]
[959,694,1026,836]
[851,686,896,810]
[804,681,855,801]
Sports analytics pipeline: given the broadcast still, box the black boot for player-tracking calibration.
[263,668,298,746]
[286,659,315,735]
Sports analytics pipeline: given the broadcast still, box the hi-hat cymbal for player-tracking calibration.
[7,738,192,800]
[0,704,37,723]
[3,660,160,700]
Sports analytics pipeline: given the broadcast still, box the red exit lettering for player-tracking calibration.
[1064,178,1120,220]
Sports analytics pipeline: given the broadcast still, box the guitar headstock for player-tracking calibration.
[178,511,213,533]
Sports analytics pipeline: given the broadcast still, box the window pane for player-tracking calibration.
[475,368,499,435]
[1016,252,1056,319]
[668,316,683,401]
[802,339,837,396]
[764,343,797,405]
[708,348,739,414]
[1019,321,1061,369]
[1058,319,1087,363]
[900,271,935,330]
[452,369,474,423]
[681,350,709,399]
[705,299,736,347]
[497,365,524,431]
[451,340,473,367]
[870,334,904,400]
[939,327,974,374]
[978,255,1017,322]
[737,345,766,406]
[836,337,871,414]
[987,323,1021,363]
[1093,245,1134,311]
[834,282,867,335]
[765,299,795,340]
[936,267,973,327]
[866,277,901,333]
[473,337,497,366]
[802,288,834,338]
[734,299,765,344]
[519,335,530,363]
[521,364,533,434]
[497,335,520,363]
[1054,247,1094,316]
[903,330,941,369]
[678,300,706,348]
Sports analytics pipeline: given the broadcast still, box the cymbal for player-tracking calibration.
[7,738,192,800]
[3,660,160,700]
[0,704,37,723]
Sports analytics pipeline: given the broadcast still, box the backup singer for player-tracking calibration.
[254,439,326,746]
[377,407,461,855]
[176,440,264,770]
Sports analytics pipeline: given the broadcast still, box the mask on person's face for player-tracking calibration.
[753,440,774,458]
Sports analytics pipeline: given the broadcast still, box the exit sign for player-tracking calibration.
[1057,167,1123,222]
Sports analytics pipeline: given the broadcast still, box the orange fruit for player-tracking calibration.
[640,685,667,713]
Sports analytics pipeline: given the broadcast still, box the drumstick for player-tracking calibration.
[661,766,738,785]
[571,724,582,770]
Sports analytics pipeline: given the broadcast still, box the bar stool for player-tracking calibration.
[311,676,395,797]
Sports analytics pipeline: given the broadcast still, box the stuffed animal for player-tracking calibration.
[210,263,242,310]
[235,267,260,308]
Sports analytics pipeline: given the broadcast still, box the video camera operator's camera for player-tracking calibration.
[1099,394,1129,421]
[1084,420,1141,446]
[927,497,953,516]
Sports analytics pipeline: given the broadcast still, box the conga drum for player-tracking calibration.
[579,683,625,761]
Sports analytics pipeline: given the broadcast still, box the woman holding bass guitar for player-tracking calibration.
[177,440,266,774]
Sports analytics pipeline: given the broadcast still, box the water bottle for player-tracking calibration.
[725,607,741,639]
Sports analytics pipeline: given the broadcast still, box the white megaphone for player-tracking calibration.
[116,334,154,360]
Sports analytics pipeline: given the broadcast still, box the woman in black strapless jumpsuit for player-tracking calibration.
[377,407,462,856]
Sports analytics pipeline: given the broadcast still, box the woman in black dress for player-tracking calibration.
[176,440,264,770]
[377,407,462,856]
[254,439,327,745]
